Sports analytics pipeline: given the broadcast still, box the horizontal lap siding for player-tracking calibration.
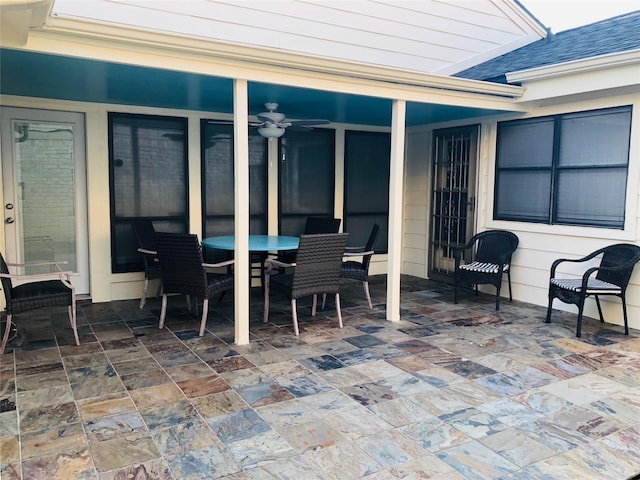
[52,0,540,75]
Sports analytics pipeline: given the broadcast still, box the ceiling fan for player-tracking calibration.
[251,103,330,138]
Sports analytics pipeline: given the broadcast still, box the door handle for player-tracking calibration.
[5,217,15,224]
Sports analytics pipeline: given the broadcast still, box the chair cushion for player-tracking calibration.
[459,262,508,274]
[550,278,621,294]
[10,280,72,314]
[205,273,234,297]
[340,261,367,281]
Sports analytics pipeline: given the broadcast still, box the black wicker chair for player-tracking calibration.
[340,223,380,309]
[1,252,78,354]
[304,217,341,234]
[263,233,349,335]
[131,220,162,309]
[153,232,234,336]
[276,216,341,265]
[454,230,519,310]
[546,243,640,337]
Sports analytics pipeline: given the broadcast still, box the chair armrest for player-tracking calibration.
[345,245,366,252]
[0,271,76,288]
[549,248,608,278]
[343,250,374,257]
[6,259,69,272]
[137,248,157,255]
[264,258,295,274]
[202,259,235,269]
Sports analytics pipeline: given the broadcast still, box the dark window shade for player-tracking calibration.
[555,168,627,227]
[495,170,551,222]
[344,130,390,251]
[559,109,632,167]
[278,129,335,236]
[109,113,188,273]
[497,119,554,168]
[495,106,631,229]
[201,121,267,238]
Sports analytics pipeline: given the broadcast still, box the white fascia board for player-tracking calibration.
[507,49,640,83]
[506,49,640,102]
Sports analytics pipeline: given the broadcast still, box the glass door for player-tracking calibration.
[1,107,89,294]
[429,125,478,283]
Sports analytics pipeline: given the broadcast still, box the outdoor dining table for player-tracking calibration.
[201,235,300,289]
[201,235,299,252]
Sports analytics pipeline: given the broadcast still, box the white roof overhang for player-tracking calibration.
[506,49,640,102]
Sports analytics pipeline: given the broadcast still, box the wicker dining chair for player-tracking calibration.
[276,216,341,266]
[153,232,234,336]
[263,233,348,336]
[131,220,162,309]
[1,252,78,354]
[546,243,640,337]
[454,230,519,310]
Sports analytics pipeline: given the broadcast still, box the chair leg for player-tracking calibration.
[495,285,501,311]
[576,299,585,337]
[312,294,317,317]
[139,277,149,309]
[68,304,80,346]
[0,314,13,355]
[622,295,629,335]
[199,299,209,337]
[263,274,270,323]
[321,293,326,310]
[545,295,554,324]
[335,293,343,329]
[159,294,168,329]
[291,299,299,336]
[507,270,513,302]
[363,281,373,309]
[595,296,605,323]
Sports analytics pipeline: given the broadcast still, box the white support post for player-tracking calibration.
[386,99,406,322]
[233,79,250,345]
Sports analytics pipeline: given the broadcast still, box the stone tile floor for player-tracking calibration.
[1,275,639,479]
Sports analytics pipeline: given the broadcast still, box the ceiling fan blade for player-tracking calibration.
[287,125,313,132]
[288,119,330,127]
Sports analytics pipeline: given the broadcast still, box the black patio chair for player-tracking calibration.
[545,243,640,337]
[276,216,341,265]
[131,220,162,309]
[1,252,78,354]
[153,232,234,336]
[263,233,349,336]
[340,223,380,309]
[304,216,341,234]
[454,230,519,310]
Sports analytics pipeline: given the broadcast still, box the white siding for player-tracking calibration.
[49,0,544,75]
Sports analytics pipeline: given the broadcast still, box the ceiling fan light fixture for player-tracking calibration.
[258,125,285,138]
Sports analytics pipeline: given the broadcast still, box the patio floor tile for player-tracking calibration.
[1,275,639,479]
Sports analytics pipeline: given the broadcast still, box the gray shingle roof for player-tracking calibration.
[455,11,640,83]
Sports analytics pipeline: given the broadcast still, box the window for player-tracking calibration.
[344,131,389,251]
[278,129,335,235]
[495,106,632,229]
[109,113,188,273]
[201,121,267,238]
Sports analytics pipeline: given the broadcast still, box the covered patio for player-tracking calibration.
[1,276,639,479]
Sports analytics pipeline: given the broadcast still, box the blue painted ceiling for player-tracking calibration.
[1,49,504,126]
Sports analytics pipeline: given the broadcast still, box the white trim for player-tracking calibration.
[507,49,640,83]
